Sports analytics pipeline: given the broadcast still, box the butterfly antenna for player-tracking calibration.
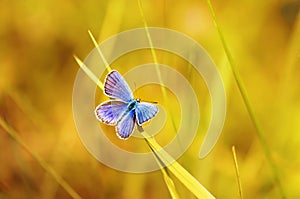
[143,100,158,104]
[132,82,157,104]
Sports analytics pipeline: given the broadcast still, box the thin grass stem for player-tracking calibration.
[232,146,243,199]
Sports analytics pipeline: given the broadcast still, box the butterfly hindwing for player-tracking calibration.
[104,70,133,102]
[116,110,136,139]
[135,102,159,125]
[95,100,128,125]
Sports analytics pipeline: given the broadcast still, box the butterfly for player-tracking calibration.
[95,70,159,139]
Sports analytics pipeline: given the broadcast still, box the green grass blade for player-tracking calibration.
[206,0,285,197]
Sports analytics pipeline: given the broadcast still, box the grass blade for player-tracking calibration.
[144,136,180,199]
[137,0,178,134]
[137,0,163,87]
[0,118,81,199]
[206,0,285,197]
[232,146,243,199]
[74,55,104,90]
[142,131,215,199]
[88,30,112,72]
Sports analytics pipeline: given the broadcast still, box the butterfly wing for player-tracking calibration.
[116,110,136,139]
[95,100,128,125]
[135,102,159,125]
[104,70,133,102]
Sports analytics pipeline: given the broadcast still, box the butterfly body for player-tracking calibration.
[127,98,140,112]
[95,70,158,139]
[115,99,139,124]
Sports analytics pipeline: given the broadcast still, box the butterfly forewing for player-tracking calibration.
[95,100,128,125]
[104,70,133,102]
[116,110,136,139]
[135,102,159,125]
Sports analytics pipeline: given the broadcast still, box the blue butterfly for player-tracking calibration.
[95,70,159,139]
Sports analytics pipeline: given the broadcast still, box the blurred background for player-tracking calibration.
[0,0,299,198]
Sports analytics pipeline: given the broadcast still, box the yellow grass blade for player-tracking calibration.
[137,0,169,104]
[232,146,243,199]
[143,132,215,199]
[137,0,162,81]
[135,3,202,197]
[137,0,178,132]
[0,118,81,199]
[73,55,104,90]
[96,0,125,42]
[146,138,180,199]
[206,0,285,197]
[161,168,180,199]
[87,30,112,72]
